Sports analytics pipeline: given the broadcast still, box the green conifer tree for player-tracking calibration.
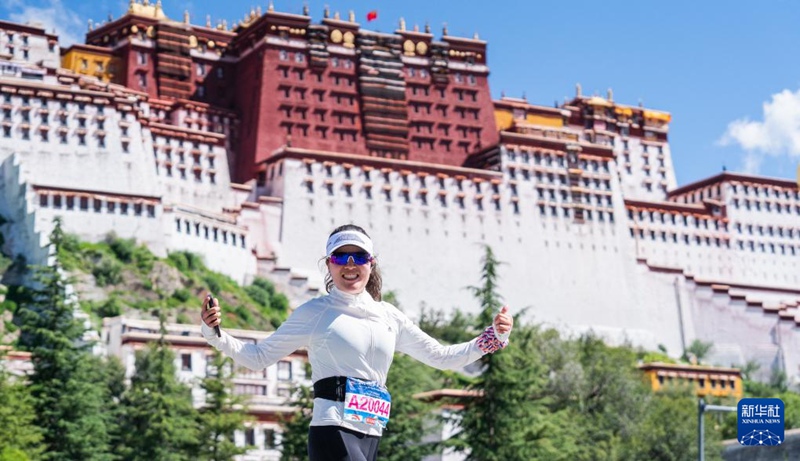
[0,368,45,460]
[455,245,563,460]
[197,350,250,460]
[117,314,200,460]
[380,352,441,461]
[16,217,113,460]
[279,383,313,461]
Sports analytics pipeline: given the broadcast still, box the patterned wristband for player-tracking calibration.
[476,326,509,354]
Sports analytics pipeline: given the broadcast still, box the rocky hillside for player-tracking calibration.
[1,232,289,341]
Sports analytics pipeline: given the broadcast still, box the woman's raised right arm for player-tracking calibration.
[201,296,321,370]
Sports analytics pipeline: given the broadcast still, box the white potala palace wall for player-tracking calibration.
[0,26,797,387]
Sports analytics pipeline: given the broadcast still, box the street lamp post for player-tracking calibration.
[697,398,737,461]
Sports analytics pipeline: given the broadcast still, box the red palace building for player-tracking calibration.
[80,1,499,184]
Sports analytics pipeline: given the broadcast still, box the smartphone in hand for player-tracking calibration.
[207,293,221,337]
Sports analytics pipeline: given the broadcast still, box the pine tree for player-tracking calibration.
[455,245,564,460]
[104,355,129,459]
[380,353,441,461]
[16,218,113,460]
[468,245,503,329]
[197,350,249,461]
[279,384,313,461]
[0,367,45,460]
[117,314,200,461]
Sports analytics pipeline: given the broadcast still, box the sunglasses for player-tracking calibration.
[328,251,373,266]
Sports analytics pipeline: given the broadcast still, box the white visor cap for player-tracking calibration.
[325,230,374,257]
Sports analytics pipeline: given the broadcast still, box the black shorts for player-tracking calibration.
[308,425,381,461]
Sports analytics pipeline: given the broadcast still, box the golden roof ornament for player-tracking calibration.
[334,11,340,20]
[127,0,164,20]
[268,1,274,13]
[399,17,406,31]
[256,6,262,16]
[349,10,355,23]
[184,10,190,24]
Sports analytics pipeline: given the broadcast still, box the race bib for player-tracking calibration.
[343,378,392,429]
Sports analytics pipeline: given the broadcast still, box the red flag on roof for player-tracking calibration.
[366,10,378,22]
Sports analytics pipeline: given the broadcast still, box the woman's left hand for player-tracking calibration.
[493,306,513,335]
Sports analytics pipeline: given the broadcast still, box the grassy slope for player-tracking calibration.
[56,233,289,332]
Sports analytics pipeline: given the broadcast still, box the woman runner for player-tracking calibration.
[201,224,513,461]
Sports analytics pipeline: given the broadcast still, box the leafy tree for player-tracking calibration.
[380,353,441,461]
[548,334,652,460]
[685,339,714,364]
[197,350,250,461]
[279,384,313,461]
[0,368,45,460]
[455,245,562,460]
[16,218,114,460]
[418,307,475,345]
[117,315,200,460]
[621,387,722,461]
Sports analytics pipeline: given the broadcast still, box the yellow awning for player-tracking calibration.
[644,110,672,123]
[615,107,633,116]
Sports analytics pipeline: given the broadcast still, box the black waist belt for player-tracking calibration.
[313,376,354,402]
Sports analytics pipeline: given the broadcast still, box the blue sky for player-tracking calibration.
[4,0,800,186]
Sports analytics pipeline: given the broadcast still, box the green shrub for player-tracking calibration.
[97,297,122,318]
[61,232,81,254]
[92,257,122,286]
[106,235,136,263]
[168,252,189,272]
[272,293,289,312]
[132,245,155,273]
[202,273,224,295]
[252,277,275,296]
[168,251,206,274]
[245,284,271,309]
[176,312,192,324]
[186,252,205,271]
[172,288,192,303]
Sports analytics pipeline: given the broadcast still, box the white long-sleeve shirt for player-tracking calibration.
[201,287,507,436]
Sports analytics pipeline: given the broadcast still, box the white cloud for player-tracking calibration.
[719,88,800,174]
[5,0,84,47]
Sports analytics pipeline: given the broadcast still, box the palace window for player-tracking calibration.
[277,361,292,381]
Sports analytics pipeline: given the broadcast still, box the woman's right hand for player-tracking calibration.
[202,294,221,329]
